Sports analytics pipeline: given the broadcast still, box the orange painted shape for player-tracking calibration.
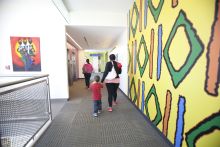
[172,0,178,8]
[149,29,154,79]
[162,90,172,136]
[205,0,220,96]
[139,0,142,32]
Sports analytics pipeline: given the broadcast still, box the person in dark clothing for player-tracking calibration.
[82,59,93,88]
[101,54,122,112]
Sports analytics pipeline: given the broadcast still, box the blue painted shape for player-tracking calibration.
[174,96,186,147]
[157,24,162,81]
[134,40,137,74]
[90,54,101,56]
[144,0,148,29]
[128,76,130,96]
[141,81,145,112]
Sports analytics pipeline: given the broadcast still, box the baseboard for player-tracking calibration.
[77,78,84,79]
[51,98,68,102]
[119,88,174,147]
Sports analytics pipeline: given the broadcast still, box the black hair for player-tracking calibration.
[109,54,116,61]
[94,75,100,82]
[86,59,90,63]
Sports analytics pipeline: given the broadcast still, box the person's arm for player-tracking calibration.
[91,64,94,72]
[117,62,122,74]
[113,61,121,77]
[101,62,111,83]
[117,66,122,74]
[89,82,94,90]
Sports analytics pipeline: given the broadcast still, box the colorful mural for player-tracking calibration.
[10,37,41,71]
[128,0,220,147]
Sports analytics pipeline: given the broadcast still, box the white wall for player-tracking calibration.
[78,50,86,78]
[109,29,128,95]
[0,0,69,99]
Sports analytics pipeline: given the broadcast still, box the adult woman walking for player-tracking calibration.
[101,54,122,112]
[82,59,94,88]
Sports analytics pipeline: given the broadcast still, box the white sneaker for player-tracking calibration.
[93,113,98,117]
[98,110,101,114]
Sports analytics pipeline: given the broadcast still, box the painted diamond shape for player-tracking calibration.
[148,0,164,23]
[131,1,139,37]
[137,35,149,77]
[129,77,137,103]
[128,44,131,72]
[145,84,162,126]
[163,10,204,88]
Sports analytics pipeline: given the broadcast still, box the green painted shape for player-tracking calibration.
[185,113,220,147]
[131,1,139,37]
[128,44,131,72]
[129,77,137,103]
[137,35,149,77]
[148,0,164,22]
[145,84,162,126]
[163,10,204,88]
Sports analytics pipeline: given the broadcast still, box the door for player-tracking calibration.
[92,56,99,73]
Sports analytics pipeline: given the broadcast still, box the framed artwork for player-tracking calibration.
[10,37,41,71]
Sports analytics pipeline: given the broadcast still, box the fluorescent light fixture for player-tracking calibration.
[109,45,117,52]
[83,36,89,47]
[65,33,83,49]
[84,49,111,52]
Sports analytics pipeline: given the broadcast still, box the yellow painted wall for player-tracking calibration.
[128,0,220,146]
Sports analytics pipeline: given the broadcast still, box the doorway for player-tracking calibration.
[92,56,99,73]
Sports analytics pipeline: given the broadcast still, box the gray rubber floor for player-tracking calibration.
[34,79,173,147]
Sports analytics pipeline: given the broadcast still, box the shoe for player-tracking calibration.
[93,113,98,117]
[107,107,112,112]
[98,110,101,114]
[113,101,118,105]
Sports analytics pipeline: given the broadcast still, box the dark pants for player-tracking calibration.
[106,83,119,107]
[93,100,102,113]
[84,73,91,88]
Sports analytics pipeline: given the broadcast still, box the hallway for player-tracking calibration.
[34,79,173,147]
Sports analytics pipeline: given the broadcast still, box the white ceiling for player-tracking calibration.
[66,25,125,50]
[63,0,133,50]
[62,0,133,13]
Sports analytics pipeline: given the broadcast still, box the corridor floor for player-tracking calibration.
[34,79,173,147]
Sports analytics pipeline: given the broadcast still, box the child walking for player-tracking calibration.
[89,75,103,117]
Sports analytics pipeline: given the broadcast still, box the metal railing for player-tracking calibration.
[0,75,52,147]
